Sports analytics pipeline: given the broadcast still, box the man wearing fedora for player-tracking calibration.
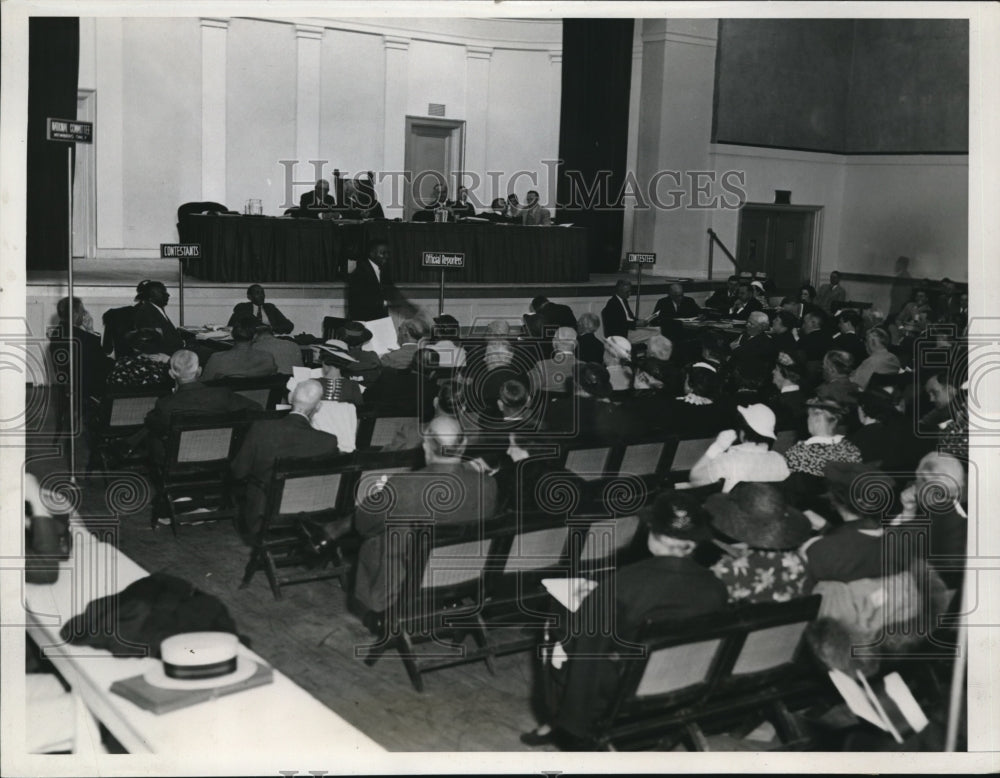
[689,404,790,492]
[704,482,812,603]
[523,490,727,749]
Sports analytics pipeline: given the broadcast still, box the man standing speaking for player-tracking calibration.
[346,241,418,322]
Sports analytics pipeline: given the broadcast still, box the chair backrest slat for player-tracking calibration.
[177,427,233,463]
[635,638,722,697]
[109,395,160,427]
[368,417,416,448]
[503,526,567,572]
[235,388,271,407]
[579,515,640,563]
[619,442,666,478]
[419,539,491,589]
[670,438,714,473]
[564,447,612,481]
[730,620,810,676]
[279,473,343,517]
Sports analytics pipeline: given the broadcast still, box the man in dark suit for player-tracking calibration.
[650,283,701,324]
[727,281,763,320]
[201,316,278,381]
[524,490,727,748]
[299,179,335,210]
[346,241,417,322]
[704,275,740,312]
[831,309,868,368]
[230,379,340,541]
[132,280,186,354]
[227,284,294,334]
[523,295,577,338]
[600,279,645,338]
[352,415,499,620]
[729,311,778,369]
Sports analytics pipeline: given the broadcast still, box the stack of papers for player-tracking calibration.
[542,577,598,613]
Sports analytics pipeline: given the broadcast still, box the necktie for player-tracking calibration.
[255,305,263,321]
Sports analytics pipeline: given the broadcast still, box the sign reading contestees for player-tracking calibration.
[47,118,93,143]
[626,252,657,265]
[422,251,465,269]
[160,244,202,259]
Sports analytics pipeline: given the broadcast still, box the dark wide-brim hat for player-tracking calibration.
[638,490,713,543]
[704,482,812,550]
[577,362,613,398]
[824,461,896,516]
[806,395,848,416]
[335,322,373,348]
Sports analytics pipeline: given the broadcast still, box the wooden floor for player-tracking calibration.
[25,400,551,753]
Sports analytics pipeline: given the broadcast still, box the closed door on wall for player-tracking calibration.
[736,205,820,294]
[403,117,465,221]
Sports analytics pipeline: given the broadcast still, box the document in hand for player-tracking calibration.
[362,316,399,356]
[828,669,929,743]
[542,577,599,613]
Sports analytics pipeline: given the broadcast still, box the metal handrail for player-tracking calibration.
[707,228,741,280]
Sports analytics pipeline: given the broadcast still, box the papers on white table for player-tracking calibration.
[361,317,399,356]
[542,577,598,613]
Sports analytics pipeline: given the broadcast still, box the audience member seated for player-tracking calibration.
[918,369,960,436]
[352,415,499,624]
[783,396,863,478]
[145,349,261,456]
[600,279,644,338]
[850,327,901,390]
[688,404,790,492]
[704,482,812,603]
[729,311,778,368]
[768,351,807,434]
[781,289,821,323]
[768,309,799,355]
[727,281,763,320]
[527,328,577,394]
[227,284,294,335]
[575,313,605,364]
[547,363,638,443]
[251,323,303,375]
[335,322,383,385]
[343,172,385,220]
[848,382,919,471]
[661,362,729,438]
[50,296,113,401]
[831,309,868,367]
[383,380,461,453]
[797,312,831,366]
[892,453,967,591]
[891,289,932,345]
[524,295,578,337]
[640,334,683,397]
[230,379,340,542]
[449,186,476,219]
[816,271,847,312]
[521,490,727,750]
[286,342,363,452]
[749,280,769,309]
[801,462,897,583]
[201,316,278,381]
[132,280,187,355]
[817,350,861,426]
[106,329,173,389]
[603,336,633,391]
[704,274,740,313]
[469,340,527,414]
[382,317,428,371]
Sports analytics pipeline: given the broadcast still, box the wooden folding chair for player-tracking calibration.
[155,414,252,533]
[356,414,420,451]
[205,374,287,410]
[240,452,356,599]
[89,386,172,473]
[666,436,717,482]
[359,519,498,692]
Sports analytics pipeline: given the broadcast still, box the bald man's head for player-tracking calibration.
[747,310,770,335]
[290,379,324,417]
[169,349,201,383]
[423,415,467,462]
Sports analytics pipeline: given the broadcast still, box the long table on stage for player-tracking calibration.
[178,214,589,284]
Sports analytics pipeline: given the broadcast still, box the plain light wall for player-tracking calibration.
[78,17,562,255]
[632,18,968,285]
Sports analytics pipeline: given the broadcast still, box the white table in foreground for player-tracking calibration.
[24,521,384,756]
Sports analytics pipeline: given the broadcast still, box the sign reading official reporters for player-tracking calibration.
[422,252,465,269]
[160,244,202,259]
[626,252,656,266]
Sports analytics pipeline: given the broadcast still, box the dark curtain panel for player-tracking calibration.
[27,17,80,271]
[557,19,633,274]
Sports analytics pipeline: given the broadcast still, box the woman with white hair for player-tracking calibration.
[575,312,604,364]
[602,335,633,391]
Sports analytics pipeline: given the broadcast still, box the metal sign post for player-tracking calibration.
[47,118,93,480]
[160,244,202,326]
[421,251,466,315]
[626,252,656,318]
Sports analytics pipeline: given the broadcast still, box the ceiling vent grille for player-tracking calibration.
[428,103,446,117]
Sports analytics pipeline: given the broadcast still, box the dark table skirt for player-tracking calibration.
[179,215,589,284]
